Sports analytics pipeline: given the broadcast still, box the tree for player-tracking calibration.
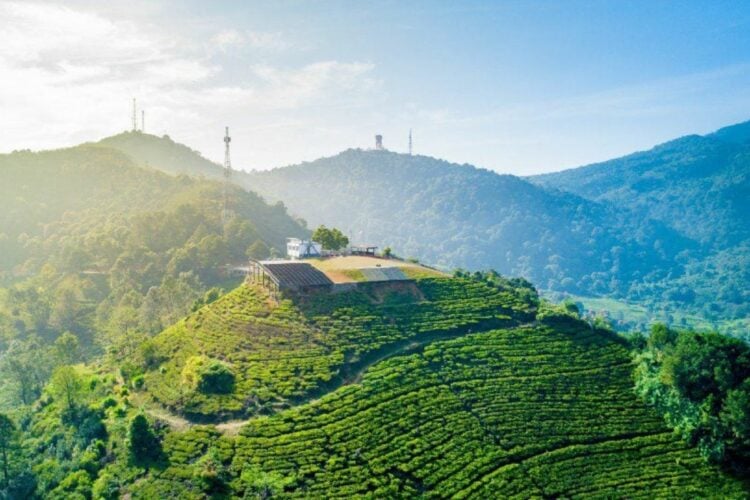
[382,247,392,258]
[311,225,349,251]
[128,414,161,465]
[48,366,85,416]
[0,414,17,487]
[54,332,80,366]
[246,240,270,260]
[240,466,295,499]
[0,338,51,405]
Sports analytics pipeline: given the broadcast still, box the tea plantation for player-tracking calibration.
[140,277,536,420]
[128,317,747,498]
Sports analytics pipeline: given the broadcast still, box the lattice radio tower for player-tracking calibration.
[409,129,413,155]
[222,126,233,226]
[132,98,137,132]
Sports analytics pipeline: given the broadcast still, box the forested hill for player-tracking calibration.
[531,121,750,248]
[247,149,691,289]
[93,127,750,337]
[0,143,307,398]
[94,132,224,180]
[6,275,748,498]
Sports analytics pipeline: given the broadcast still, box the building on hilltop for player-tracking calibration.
[350,244,378,256]
[249,260,333,298]
[287,238,322,259]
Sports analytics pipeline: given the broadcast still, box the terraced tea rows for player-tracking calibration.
[134,320,747,498]
[143,278,535,420]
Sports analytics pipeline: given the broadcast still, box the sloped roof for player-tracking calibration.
[262,262,333,288]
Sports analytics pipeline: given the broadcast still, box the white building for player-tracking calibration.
[286,238,322,259]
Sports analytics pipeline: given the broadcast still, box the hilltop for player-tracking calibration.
[12,274,746,498]
[81,126,750,337]
[0,141,307,384]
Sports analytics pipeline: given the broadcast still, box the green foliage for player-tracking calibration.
[634,324,750,470]
[141,276,535,420]
[129,320,746,497]
[0,140,308,411]
[181,356,235,395]
[48,366,85,415]
[54,331,81,366]
[0,413,17,487]
[246,240,271,260]
[128,414,162,465]
[311,225,349,251]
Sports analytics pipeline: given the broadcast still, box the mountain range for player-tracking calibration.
[93,121,750,338]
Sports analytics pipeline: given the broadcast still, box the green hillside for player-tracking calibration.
[4,274,748,498]
[95,132,224,180]
[139,276,536,421]
[111,278,745,498]
[532,122,750,338]
[0,142,307,410]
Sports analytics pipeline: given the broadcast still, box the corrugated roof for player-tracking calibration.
[262,262,333,289]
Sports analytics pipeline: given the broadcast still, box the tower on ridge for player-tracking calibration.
[222,126,233,225]
[132,98,137,132]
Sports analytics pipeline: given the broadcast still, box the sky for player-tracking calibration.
[3,1,750,175]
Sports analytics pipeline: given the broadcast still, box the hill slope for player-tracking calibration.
[532,124,750,248]
[95,131,224,180]
[0,142,308,407]
[531,122,750,336]
[242,149,690,295]
[113,277,747,497]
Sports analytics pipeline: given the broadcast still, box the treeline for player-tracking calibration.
[633,324,750,472]
[0,144,307,411]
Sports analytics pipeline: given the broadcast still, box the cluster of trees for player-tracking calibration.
[0,143,307,411]
[311,225,349,251]
[634,325,750,471]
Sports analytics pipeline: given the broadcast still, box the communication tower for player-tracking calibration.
[408,129,413,155]
[132,98,137,131]
[222,126,233,225]
[375,134,384,150]
[141,110,145,133]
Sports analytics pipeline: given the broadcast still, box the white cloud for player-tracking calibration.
[0,1,379,168]
[211,28,289,52]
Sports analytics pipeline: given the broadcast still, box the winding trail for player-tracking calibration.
[141,319,531,435]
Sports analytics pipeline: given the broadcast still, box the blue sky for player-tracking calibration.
[2,1,750,174]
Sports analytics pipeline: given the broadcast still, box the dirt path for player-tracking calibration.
[142,320,529,435]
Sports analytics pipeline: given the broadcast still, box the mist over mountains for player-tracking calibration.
[83,122,750,337]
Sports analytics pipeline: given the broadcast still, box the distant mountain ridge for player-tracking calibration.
[531,121,750,248]
[93,122,750,337]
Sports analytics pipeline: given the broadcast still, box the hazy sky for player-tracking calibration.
[3,1,750,174]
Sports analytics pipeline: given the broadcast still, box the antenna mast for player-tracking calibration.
[141,110,145,133]
[132,98,137,132]
[408,129,413,155]
[222,126,233,225]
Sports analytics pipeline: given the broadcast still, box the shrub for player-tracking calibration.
[181,356,235,394]
[128,414,162,465]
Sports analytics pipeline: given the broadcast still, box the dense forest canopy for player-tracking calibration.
[0,140,307,411]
